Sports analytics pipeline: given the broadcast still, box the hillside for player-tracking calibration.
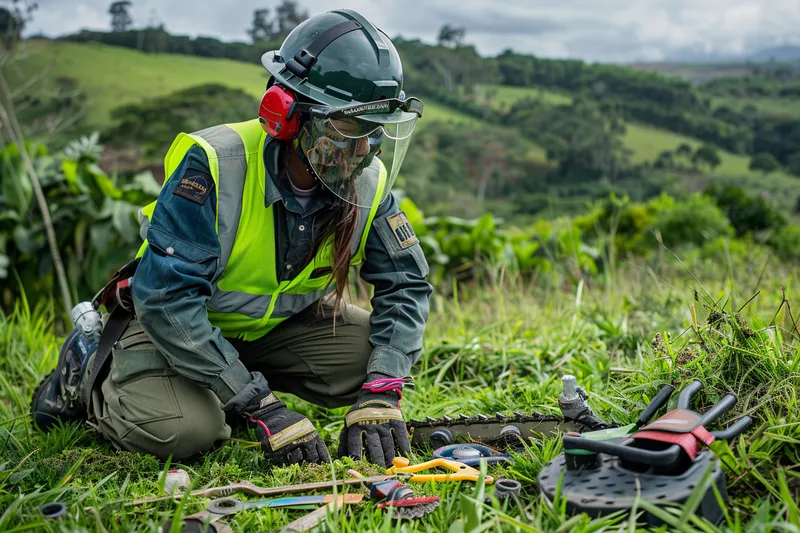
[627,61,755,84]
[480,84,794,180]
[14,40,271,127]
[10,39,800,220]
[13,41,781,178]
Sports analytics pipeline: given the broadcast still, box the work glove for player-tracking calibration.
[338,376,413,468]
[241,392,330,467]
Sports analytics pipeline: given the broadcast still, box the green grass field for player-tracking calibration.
[14,40,271,127]
[626,62,754,84]
[419,100,482,127]
[481,84,573,108]
[623,123,752,173]
[712,96,800,118]
[2,247,799,531]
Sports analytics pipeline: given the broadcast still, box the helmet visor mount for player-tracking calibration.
[297,98,423,207]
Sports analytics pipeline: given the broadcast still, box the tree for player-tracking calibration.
[437,24,466,48]
[788,151,800,177]
[675,142,693,158]
[749,152,781,175]
[0,0,37,49]
[653,150,674,169]
[274,0,308,38]
[247,8,273,43]
[705,184,786,237]
[109,1,133,32]
[247,1,308,44]
[691,144,721,172]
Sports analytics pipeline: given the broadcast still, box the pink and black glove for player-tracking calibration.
[242,392,330,467]
[338,376,413,468]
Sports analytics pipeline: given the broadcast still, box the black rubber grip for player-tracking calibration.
[711,416,752,441]
[635,384,676,428]
[677,380,704,410]
[563,436,682,466]
[698,394,737,426]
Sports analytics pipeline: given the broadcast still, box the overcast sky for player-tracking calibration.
[25,0,800,63]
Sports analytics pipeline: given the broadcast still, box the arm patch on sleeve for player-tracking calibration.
[386,212,419,249]
[172,173,214,205]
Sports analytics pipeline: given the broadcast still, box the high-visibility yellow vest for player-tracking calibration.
[135,119,387,340]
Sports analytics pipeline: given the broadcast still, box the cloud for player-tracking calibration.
[24,0,800,63]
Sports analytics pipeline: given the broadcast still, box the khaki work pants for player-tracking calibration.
[86,300,372,460]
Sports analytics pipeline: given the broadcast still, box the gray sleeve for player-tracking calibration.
[358,193,433,378]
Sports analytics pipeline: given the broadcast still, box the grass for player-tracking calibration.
[2,240,800,531]
[418,101,483,128]
[712,96,800,118]
[623,123,761,175]
[626,62,754,84]
[481,84,573,108]
[12,40,271,127]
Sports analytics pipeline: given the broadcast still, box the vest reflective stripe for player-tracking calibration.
[207,289,271,319]
[135,119,386,340]
[190,124,248,274]
[206,287,331,319]
[271,289,331,318]
[351,163,381,259]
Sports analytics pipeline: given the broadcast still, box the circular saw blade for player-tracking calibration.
[377,496,441,520]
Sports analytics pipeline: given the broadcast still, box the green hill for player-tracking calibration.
[15,40,489,133]
[10,39,800,220]
[11,40,789,180]
[712,96,800,118]
[14,40,270,127]
[481,83,794,179]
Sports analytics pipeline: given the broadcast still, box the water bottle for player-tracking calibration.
[71,302,103,339]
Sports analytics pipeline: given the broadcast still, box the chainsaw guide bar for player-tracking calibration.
[406,412,584,449]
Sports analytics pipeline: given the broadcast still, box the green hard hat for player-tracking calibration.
[261,9,404,107]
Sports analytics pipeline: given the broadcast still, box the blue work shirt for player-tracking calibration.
[131,136,433,409]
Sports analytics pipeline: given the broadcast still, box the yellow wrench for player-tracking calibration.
[386,457,494,484]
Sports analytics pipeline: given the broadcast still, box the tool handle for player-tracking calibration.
[248,475,398,497]
[677,380,703,410]
[635,384,675,428]
[711,416,752,441]
[699,394,737,426]
[563,435,682,466]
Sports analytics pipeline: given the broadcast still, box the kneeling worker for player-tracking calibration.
[31,8,432,469]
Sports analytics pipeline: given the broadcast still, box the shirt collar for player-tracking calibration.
[263,136,284,208]
[263,136,335,215]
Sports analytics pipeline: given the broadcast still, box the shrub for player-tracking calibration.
[769,224,800,261]
[705,184,786,239]
[649,193,733,248]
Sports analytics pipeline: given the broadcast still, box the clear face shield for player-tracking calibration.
[298,98,423,207]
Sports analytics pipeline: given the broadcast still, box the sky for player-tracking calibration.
[24,0,800,63]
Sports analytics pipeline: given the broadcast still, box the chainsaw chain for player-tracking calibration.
[407,411,564,429]
[405,411,581,449]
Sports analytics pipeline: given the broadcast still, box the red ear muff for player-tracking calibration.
[259,84,302,140]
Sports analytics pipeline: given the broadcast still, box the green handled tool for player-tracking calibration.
[564,384,675,467]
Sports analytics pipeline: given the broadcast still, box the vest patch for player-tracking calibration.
[386,212,419,249]
[173,173,214,205]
